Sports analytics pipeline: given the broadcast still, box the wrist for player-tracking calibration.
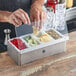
[32,0,45,7]
[31,2,43,10]
[4,11,12,23]
[0,11,12,23]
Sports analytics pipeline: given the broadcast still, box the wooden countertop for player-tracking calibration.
[0,31,76,76]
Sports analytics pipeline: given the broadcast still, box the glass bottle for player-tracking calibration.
[54,0,66,31]
[66,0,73,8]
[46,0,58,12]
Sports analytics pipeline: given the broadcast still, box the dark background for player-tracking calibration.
[74,0,76,6]
[67,0,76,33]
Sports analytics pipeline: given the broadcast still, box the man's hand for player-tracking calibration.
[30,3,46,30]
[7,9,30,27]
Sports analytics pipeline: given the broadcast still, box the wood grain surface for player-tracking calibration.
[0,31,76,76]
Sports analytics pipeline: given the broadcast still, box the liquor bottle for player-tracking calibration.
[43,0,58,31]
[46,0,58,12]
[54,0,66,31]
[66,0,73,8]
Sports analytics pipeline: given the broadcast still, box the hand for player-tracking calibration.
[30,3,46,30]
[7,9,30,27]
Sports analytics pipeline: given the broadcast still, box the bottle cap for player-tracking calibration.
[4,29,11,34]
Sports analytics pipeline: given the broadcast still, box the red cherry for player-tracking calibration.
[11,38,27,50]
[17,39,23,46]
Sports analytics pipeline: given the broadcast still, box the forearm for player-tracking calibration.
[0,11,11,22]
[32,0,45,6]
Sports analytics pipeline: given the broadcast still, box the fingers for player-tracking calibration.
[35,10,40,30]
[35,9,40,22]
[19,9,30,24]
[12,15,22,27]
[35,10,43,30]
[39,11,47,30]
[30,6,47,30]
[40,12,43,22]
[9,9,30,27]
[14,12,27,24]
[30,13,34,22]
[40,10,47,23]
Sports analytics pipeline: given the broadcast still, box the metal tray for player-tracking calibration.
[7,29,68,65]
